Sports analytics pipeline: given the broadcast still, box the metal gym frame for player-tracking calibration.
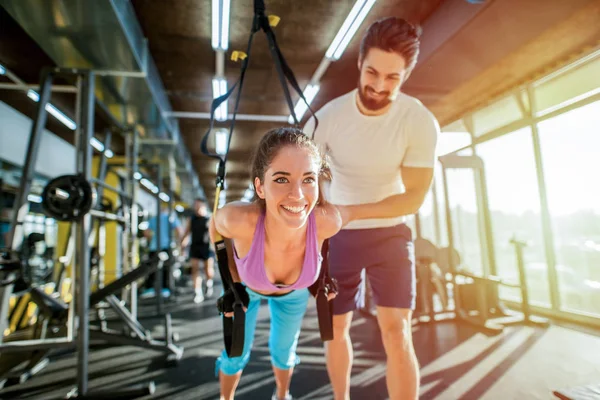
[437,153,548,334]
[107,158,178,317]
[0,67,183,398]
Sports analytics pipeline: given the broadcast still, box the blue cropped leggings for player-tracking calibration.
[216,287,309,375]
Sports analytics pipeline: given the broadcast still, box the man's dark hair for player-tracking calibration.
[359,17,422,72]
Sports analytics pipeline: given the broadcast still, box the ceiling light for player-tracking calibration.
[27,194,42,203]
[241,187,254,202]
[27,90,40,101]
[218,190,226,208]
[326,0,377,61]
[289,84,320,124]
[90,137,105,152]
[215,128,228,156]
[159,192,170,202]
[212,77,228,122]
[140,178,158,194]
[46,104,77,130]
[0,64,6,75]
[27,89,77,130]
[212,0,231,51]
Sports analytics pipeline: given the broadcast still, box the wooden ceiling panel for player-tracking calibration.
[129,0,600,205]
[2,0,595,207]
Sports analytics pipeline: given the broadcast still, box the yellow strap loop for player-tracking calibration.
[268,15,280,27]
[231,51,248,62]
[212,185,224,241]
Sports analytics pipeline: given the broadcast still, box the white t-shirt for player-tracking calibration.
[304,89,439,230]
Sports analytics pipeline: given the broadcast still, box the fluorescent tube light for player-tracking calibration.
[27,194,42,203]
[325,0,377,61]
[90,137,104,152]
[218,190,226,208]
[26,89,77,130]
[221,0,230,50]
[241,187,254,202]
[212,77,228,122]
[215,128,228,155]
[212,0,231,51]
[46,104,77,130]
[289,84,320,124]
[27,90,40,101]
[159,192,170,202]
[140,178,159,194]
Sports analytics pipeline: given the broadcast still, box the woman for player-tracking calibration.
[210,127,367,400]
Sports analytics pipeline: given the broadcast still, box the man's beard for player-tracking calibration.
[357,81,392,111]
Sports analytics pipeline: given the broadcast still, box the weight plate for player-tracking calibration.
[41,174,96,221]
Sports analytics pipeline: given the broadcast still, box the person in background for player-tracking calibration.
[142,204,183,298]
[181,198,215,303]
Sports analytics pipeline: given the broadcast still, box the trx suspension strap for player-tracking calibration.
[201,0,333,357]
[308,239,337,340]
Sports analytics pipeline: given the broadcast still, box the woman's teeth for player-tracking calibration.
[282,205,305,213]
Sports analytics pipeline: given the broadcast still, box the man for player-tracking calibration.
[305,17,439,400]
[143,204,182,298]
[181,198,215,304]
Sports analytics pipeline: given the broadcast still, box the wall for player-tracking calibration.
[0,101,76,177]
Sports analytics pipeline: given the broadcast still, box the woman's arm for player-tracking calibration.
[317,201,398,236]
[314,203,343,241]
[210,201,258,240]
[209,201,259,283]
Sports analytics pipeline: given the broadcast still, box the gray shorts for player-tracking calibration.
[328,223,416,314]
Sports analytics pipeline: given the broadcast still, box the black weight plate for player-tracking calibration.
[41,174,96,221]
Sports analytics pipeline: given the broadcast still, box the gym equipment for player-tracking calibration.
[216,282,250,314]
[0,248,68,389]
[19,233,54,288]
[201,0,330,357]
[437,153,549,334]
[412,237,549,334]
[0,67,167,398]
[310,240,337,340]
[414,238,448,322]
[88,253,182,364]
[41,174,96,221]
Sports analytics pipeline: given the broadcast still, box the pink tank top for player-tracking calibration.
[234,211,322,292]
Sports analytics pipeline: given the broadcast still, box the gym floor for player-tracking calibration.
[1,281,599,400]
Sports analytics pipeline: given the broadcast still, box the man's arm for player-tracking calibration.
[343,166,433,222]
[343,107,439,221]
